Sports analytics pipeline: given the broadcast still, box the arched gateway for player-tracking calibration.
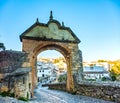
[20,11,83,97]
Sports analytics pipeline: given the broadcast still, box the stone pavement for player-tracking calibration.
[0,87,116,103]
[0,96,25,103]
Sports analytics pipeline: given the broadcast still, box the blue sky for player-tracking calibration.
[0,0,120,61]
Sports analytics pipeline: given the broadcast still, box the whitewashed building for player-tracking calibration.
[37,61,58,83]
[83,65,110,80]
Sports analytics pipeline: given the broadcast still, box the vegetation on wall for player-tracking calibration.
[0,91,15,97]
[0,91,29,101]
[58,74,66,83]
[18,96,28,101]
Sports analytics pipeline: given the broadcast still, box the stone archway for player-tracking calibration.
[20,11,83,97]
[31,43,74,92]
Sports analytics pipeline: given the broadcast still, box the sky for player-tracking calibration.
[0,0,120,62]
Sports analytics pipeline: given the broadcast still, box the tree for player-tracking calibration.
[0,43,5,51]
[110,62,120,75]
[101,77,106,81]
[110,62,120,80]
[111,75,116,81]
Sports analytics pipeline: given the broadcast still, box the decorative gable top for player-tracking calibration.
[20,11,80,43]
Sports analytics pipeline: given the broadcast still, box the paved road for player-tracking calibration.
[30,86,115,103]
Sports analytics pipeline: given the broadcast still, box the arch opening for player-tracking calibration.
[37,50,67,85]
[31,44,70,84]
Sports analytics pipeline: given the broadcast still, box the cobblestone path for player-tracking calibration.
[0,87,116,103]
[30,87,115,103]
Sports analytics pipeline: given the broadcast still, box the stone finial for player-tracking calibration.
[36,18,39,23]
[62,21,65,27]
[49,10,53,21]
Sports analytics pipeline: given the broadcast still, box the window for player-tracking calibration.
[42,74,44,77]
[29,83,31,90]
[23,77,25,84]
[90,66,94,69]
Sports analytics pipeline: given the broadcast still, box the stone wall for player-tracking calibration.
[0,50,31,99]
[48,83,66,91]
[14,74,29,98]
[48,81,120,102]
[0,50,27,73]
[77,81,120,102]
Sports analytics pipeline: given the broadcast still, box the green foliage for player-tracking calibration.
[0,91,15,97]
[71,90,77,95]
[58,74,66,82]
[111,75,116,81]
[101,77,106,81]
[0,91,8,97]
[18,97,28,101]
[0,91,28,101]
[27,92,29,99]
[9,92,15,97]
